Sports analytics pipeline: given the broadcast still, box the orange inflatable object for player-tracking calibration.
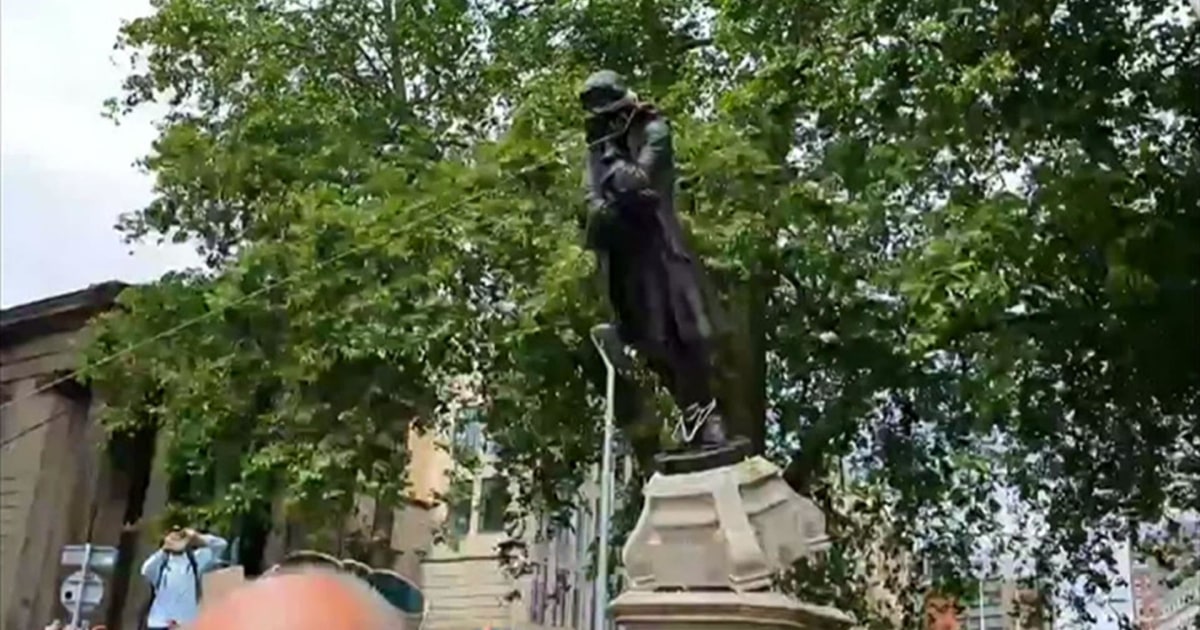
[190,569,401,630]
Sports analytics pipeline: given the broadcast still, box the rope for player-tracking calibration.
[0,409,73,449]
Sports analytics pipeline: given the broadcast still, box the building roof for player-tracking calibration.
[0,281,128,345]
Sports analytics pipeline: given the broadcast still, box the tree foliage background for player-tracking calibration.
[82,0,1198,625]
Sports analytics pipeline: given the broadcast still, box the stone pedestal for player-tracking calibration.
[612,591,852,630]
[611,456,852,629]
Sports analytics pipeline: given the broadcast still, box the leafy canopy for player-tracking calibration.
[85,0,1198,623]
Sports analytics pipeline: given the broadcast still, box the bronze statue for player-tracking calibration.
[580,70,746,469]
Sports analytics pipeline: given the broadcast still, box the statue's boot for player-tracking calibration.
[659,401,749,474]
[696,412,729,449]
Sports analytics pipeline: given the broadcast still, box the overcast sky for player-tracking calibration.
[1,0,199,309]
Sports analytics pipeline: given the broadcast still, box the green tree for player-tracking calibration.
[83,0,1198,623]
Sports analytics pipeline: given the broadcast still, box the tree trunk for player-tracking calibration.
[716,273,769,454]
[384,0,407,109]
[368,496,397,568]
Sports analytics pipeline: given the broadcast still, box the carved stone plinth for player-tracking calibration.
[611,456,852,629]
[621,456,831,592]
[611,591,854,630]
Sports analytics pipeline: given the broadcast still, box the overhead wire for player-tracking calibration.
[0,134,612,444]
[0,408,74,448]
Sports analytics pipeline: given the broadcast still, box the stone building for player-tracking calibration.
[1132,518,1200,630]
[392,387,608,629]
[924,582,1052,630]
[0,281,160,630]
[0,283,595,630]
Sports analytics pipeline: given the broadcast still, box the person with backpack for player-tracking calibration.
[139,524,228,630]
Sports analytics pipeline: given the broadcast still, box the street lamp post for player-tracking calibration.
[589,325,618,630]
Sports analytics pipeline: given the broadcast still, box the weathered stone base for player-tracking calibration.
[613,456,853,629]
[611,590,855,630]
[622,456,830,592]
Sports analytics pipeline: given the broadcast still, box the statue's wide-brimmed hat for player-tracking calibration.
[579,70,639,114]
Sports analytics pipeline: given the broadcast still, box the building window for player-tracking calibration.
[478,477,510,533]
[445,478,473,540]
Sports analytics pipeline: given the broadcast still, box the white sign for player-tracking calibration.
[59,570,104,616]
[60,546,118,572]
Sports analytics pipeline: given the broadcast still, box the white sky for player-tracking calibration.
[1,0,199,308]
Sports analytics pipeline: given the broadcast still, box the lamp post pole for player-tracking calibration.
[589,326,618,630]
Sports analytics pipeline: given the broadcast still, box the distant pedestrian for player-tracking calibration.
[139,523,228,630]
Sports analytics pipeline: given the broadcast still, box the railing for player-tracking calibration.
[529,563,575,627]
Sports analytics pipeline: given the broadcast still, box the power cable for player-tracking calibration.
[0,408,73,448]
[0,140,595,443]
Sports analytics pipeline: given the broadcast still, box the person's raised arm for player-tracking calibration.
[195,532,229,569]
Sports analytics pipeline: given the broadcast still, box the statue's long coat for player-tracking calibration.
[583,111,718,366]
